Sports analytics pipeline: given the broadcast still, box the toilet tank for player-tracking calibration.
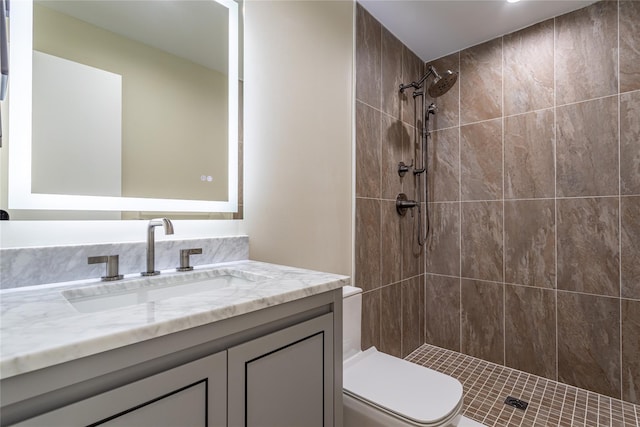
[342,286,363,361]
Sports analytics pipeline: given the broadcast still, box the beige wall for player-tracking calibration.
[243,0,354,276]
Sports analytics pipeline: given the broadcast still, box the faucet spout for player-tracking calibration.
[141,218,174,276]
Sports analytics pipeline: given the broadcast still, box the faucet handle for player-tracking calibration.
[88,255,124,281]
[177,248,203,272]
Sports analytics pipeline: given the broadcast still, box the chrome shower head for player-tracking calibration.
[428,70,458,98]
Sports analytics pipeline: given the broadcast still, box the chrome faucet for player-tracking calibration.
[141,218,174,276]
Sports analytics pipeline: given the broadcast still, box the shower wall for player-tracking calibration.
[355,0,640,404]
[355,3,426,359]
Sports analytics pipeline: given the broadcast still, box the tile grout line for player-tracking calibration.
[552,13,559,388]
[617,0,624,405]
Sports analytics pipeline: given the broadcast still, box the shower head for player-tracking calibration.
[428,70,458,98]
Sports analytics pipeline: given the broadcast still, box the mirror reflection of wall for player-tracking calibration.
[33,2,229,202]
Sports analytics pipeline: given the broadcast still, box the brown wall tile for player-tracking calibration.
[557,197,620,297]
[381,115,405,200]
[620,1,640,93]
[401,206,424,279]
[461,119,503,201]
[426,274,461,352]
[556,97,619,197]
[505,200,556,289]
[381,201,402,286]
[380,283,402,357]
[355,198,381,291]
[401,47,424,127]
[426,202,460,276]
[428,127,460,202]
[355,4,381,108]
[460,38,503,124]
[461,279,504,365]
[356,102,381,198]
[381,27,403,119]
[426,52,460,131]
[402,121,419,197]
[555,1,618,105]
[505,285,556,379]
[402,276,425,357]
[504,109,555,199]
[622,299,640,405]
[621,91,640,195]
[621,196,640,299]
[461,201,504,282]
[362,289,380,350]
[503,20,554,115]
[557,291,621,399]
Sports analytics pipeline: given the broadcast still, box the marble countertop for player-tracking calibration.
[0,260,350,380]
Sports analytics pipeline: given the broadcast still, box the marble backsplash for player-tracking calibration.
[0,236,249,290]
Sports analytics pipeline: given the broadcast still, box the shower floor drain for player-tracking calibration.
[504,396,529,410]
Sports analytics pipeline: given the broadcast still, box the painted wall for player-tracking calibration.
[243,0,354,276]
[355,0,640,404]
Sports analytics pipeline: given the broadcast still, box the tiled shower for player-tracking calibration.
[354,0,639,406]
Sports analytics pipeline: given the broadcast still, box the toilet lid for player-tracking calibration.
[343,348,463,426]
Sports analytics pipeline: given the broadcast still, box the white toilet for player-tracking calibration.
[342,286,464,427]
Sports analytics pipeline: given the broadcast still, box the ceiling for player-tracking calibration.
[358,0,598,63]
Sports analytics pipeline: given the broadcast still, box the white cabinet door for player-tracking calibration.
[228,313,334,427]
[13,351,226,427]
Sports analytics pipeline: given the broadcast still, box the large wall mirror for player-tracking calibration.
[5,0,241,220]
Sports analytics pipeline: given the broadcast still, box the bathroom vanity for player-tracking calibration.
[0,260,349,426]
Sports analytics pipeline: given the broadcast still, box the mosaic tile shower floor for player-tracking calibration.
[405,344,639,427]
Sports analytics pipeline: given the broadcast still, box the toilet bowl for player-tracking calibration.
[342,286,464,427]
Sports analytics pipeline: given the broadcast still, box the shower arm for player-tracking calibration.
[399,65,440,93]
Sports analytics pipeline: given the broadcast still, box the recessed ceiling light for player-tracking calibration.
[507,0,520,3]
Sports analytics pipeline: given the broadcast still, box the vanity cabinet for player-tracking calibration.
[13,352,227,427]
[0,290,343,427]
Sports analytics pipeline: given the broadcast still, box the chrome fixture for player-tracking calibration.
[141,218,174,276]
[177,248,203,272]
[88,255,123,281]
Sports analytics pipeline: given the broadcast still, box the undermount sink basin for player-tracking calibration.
[62,269,267,313]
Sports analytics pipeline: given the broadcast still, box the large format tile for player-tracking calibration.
[402,276,425,357]
[620,1,640,93]
[380,283,402,358]
[362,289,380,350]
[355,198,381,292]
[556,96,618,197]
[505,285,556,380]
[503,20,554,116]
[622,299,640,405]
[381,26,403,119]
[428,127,459,202]
[504,199,556,289]
[401,206,424,280]
[555,1,618,105]
[355,4,381,108]
[461,279,504,365]
[620,91,640,195]
[426,52,460,131]
[621,196,640,299]
[381,115,405,200]
[401,46,424,127]
[557,291,621,399]
[460,39,503,124]
[460,119,503,201]
[402,121,418,198]
[461,201,503,282]
[355,102,381,198]
[426,274,461,352]
[504,109,555,199]
[426,202,460,277]
[557,197,619,297]
[381,201,402,287]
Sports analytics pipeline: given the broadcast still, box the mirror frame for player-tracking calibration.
[8,0,239,213]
